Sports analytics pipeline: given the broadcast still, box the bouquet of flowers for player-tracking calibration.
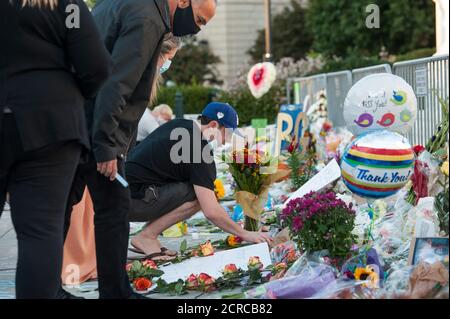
[225,147,288,231]
[281,191,356,257]
[406,98,449,205]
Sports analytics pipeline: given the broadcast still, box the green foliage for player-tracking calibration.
[248,0,436,74]
[435,186,449,236]
[307,0,435,59]
[395,48,437,63]
[383,0,436,54]
[248,0,313,62]
[318,51,384,74]
[167,37,222,86]
[218,86,283,126]
[155,84,218,114]
[287,151,315,190]
[127,260,164,282]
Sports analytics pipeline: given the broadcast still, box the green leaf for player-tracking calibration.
[180,239,187,254]
[175,280,186,295]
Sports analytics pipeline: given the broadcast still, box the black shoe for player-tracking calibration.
[128,292,152,299]
[56,287,85,299]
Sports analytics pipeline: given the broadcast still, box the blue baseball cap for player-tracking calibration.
[202,102,240,130]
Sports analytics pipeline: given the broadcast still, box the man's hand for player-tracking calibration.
[97,159,117,181]
[241,231,273,245]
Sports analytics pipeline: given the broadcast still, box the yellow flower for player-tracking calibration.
[200,240,215,256]
[354,266,379,289]
[353,267,369,281]
[226,235,242,247]
[214,179,225,199]
[441,161,449,177]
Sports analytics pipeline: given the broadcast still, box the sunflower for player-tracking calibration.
[214,179,225,199]
[354,267,370,281]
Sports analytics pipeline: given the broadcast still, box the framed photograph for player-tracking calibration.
[408,237,449,266]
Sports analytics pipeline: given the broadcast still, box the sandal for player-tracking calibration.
[129,245,178,257]
[161,247,178,257]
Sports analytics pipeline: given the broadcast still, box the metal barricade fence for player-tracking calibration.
[326,71,352,128]
[286,74,327,110]
[352,64,392,84]
[393,55,449,146]
[286,55,448,144]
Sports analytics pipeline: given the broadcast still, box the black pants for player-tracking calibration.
[0,114,82,299]
[64,158,132,299]
[129,182,196,223]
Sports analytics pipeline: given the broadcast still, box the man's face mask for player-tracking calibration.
[172,1,201,37]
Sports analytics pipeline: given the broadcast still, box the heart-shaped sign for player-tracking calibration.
[247,62,277,99]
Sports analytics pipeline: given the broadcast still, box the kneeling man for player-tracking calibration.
[126,102,272,261]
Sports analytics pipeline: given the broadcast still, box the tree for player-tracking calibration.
[166,37,222,86]
[248,0,313,63]
[306,0,435,59]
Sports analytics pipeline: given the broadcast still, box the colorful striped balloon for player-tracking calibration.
[341,130,415,199]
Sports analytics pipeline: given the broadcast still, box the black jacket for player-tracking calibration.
[89,0,171,162]
[0,0,111,152]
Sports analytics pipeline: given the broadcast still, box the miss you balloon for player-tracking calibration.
[343,73,417,136]
[341,130,415,199]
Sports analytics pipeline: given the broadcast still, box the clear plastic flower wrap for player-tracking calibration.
[245,252,337,299]
[270,241,298,264]
[383,264,415,296]
[308,278,379,299]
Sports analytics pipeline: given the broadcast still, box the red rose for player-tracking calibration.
[322,121,332,132]
[413,145,425,156]
[186,274,199,290]
[248,256,263,271]
[223,263,239,275]
[198,273,215,286]
[133,278,152,291]
[198,273,216,292]
[142,259,158,269]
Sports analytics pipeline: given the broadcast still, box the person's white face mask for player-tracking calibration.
[160,58,172,74]
[208,139,219,151]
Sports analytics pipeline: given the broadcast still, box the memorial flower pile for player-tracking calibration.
[281,191,356,257]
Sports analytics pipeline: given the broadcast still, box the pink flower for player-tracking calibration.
[248,256,264,271]
[125,263,133,272]
[186,274,199,290]
[142,259,158,269]
[223,263,239,275]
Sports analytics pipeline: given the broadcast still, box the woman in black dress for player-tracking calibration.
[0,0,110,298]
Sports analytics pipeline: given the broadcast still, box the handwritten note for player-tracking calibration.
[282,159,342,209]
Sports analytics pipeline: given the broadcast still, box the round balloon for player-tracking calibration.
[341,130,415,199]
[343,73,417,136]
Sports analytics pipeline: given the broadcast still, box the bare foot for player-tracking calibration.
[131,235,174,262]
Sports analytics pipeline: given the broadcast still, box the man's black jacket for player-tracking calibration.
[89,0,171,162]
